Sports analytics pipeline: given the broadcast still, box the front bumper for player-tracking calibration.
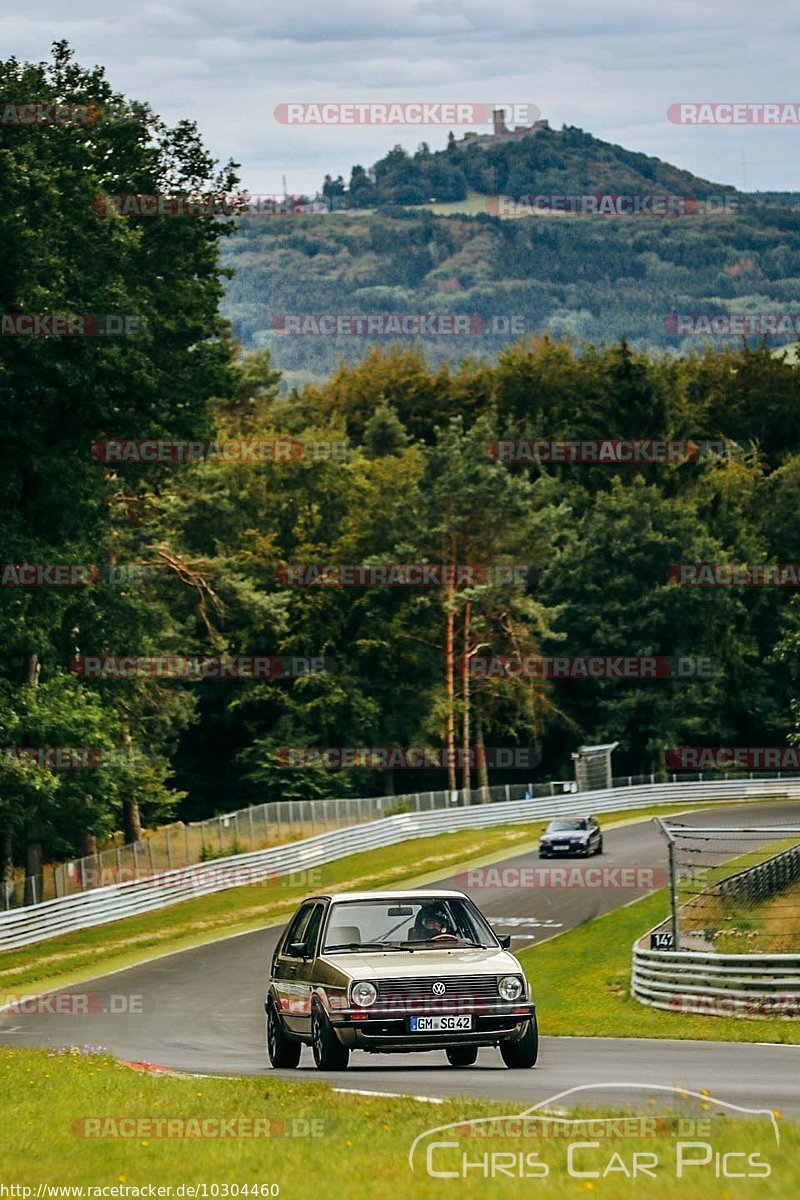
[328,1002,536,1050]
[539,841,589,855]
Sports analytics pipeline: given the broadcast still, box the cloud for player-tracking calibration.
[1,0,797,194]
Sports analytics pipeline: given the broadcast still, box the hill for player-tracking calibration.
[220,124,800,384]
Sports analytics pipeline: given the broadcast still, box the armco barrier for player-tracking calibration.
[40,779,570,906]
[632,827,800,1017]
[632,944,800,1016]
[716,842,800,902]
[3,777,799,952]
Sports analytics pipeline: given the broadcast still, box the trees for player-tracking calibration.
[407,416,559,788]
[0,43,238,891]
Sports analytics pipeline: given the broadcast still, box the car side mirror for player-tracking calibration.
[288,941,308,958]
[498,934,512,949]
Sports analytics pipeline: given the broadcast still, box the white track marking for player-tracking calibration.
[333,1087,444,1103]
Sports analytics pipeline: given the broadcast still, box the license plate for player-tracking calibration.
[409,1015,473,1032]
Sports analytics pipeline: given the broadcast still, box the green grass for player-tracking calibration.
[5,798,800,1194]
[518,887,800,1042]
[678,837,800,953]
[417,189,574,218]
[714,876,800,953]
[0,1047,796,1197]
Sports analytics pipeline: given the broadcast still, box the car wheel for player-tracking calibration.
[595,837,604,855]
[266,1000,301,1069]
[500,1014,539,1069]
[311,1003,350,1071]
[446,1046,478,1067]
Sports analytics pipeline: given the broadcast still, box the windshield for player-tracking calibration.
[322,897,497,952]
[547,819,587,831]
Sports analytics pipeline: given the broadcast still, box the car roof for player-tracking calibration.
[301,889,469,903]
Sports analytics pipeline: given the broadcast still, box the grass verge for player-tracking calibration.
[0,1047,795,1197]
[518,886,800,1043]
[678,838,800,953]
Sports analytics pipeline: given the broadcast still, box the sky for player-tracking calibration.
[3,0,799,196]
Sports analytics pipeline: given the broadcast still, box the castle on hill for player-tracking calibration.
[454,109,549,149]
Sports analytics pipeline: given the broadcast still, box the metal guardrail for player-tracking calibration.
[9,767,793,908]
[632,828,800,1017]
[631,944,800,1016]
[3,776,800,953]
[716,842,800,902]
[30,779,578,907]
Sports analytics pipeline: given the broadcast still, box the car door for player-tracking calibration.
[289,901,327,1037]
[272,903,315,1030]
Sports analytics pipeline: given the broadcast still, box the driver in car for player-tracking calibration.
[410,903,454,941]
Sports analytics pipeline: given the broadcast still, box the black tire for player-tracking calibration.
[266,1000,301,1069]
[500,1014,539,1069]
[311,1003,350,1071]
[595,837,604,855]
[446,1046,478,1067]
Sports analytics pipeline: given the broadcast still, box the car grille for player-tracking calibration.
[373,975,502,1007]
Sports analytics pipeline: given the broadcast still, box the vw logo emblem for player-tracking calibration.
[432,981,446,996]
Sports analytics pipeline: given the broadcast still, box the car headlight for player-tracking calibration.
[351,981,377,1008]
[498,975,524,1001]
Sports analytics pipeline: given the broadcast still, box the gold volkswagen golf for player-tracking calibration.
[265,889,538,1071]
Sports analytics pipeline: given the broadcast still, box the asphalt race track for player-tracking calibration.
[3,801,800,1114]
